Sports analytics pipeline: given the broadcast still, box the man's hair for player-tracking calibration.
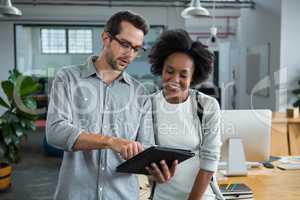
[149,29,213,86]
[104,11,149,36]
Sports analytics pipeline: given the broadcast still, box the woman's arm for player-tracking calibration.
[188,94,222,199]
[187,169,214,200]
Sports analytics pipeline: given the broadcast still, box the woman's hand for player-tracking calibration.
[145,160,178,183]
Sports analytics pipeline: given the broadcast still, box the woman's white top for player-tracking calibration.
[153,91,215,200]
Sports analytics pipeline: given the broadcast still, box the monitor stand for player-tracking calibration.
[223,137,248,176]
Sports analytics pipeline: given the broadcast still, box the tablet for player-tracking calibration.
[116,146,195,175]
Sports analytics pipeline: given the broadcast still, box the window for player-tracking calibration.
[41,28,93,54]
[68,29,93,54]
[16,25,163,79]
[41,29,66,54]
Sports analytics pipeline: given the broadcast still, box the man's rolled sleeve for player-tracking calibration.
[199,98,221,172]
[46,70,80,151]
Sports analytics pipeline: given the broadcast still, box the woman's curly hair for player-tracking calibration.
[149,29,214,86]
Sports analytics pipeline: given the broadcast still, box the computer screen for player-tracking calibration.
[219,109,272,175]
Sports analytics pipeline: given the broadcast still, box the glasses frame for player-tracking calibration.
[108,33,146,54]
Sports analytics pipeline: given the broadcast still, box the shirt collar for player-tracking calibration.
[119,71,133,85]
[80,55,98,78]
[81,55,132,86]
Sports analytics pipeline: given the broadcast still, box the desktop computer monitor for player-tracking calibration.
[220,109,272,176]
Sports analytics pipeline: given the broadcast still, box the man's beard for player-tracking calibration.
[106,51,128,72]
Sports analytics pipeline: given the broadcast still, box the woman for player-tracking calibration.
[147,29,222,200]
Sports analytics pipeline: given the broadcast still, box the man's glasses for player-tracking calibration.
[108,33,146,54]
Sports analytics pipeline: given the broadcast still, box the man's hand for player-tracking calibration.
[109,137,144,160]
[145,160,178,183]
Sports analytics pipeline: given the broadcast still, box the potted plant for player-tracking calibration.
[0,69,40,191]
[292,80,300,109]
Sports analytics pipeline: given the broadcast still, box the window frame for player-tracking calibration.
[67,28,93,55]
[40,27,94,55]
[40,27,68,55]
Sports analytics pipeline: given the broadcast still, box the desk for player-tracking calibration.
[218,167,300,200]
[271,112,300,156]
[139,167,300,200]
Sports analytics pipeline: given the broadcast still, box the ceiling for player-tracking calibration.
[13,0,256,9]
[12,0,284,15]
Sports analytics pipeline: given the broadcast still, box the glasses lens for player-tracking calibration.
[111,34,145,54]
[120,42,131,51]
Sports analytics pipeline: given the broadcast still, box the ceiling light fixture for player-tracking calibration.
[0,0,22,17]
[181,0,210,19]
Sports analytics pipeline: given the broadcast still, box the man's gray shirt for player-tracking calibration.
[46,56,154,200]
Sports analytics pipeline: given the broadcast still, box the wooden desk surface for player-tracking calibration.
[139,167,300,200]
[272,112,300,124]
[218,167,300,200]
[272,118,300,124]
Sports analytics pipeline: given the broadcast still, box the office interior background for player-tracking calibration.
[0,0,299,200]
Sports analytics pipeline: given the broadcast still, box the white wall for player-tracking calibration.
[280,0,300,110]
[218,42,231,109]
[236,0,281,111]
[0,22,14,78]
[0,22,14,112]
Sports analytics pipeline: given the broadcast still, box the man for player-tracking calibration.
[46,11,176,200]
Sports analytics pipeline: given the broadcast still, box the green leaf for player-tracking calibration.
[0,96,10,109]
[20,120,26,128]
[2,123,14,145]
[8,69,21,83]
[2,111,19,123]
[1,80,14,102]
[16,109,37,121]
[27,121,36,131]
[0,141,7,159]
[16,76,41,97]
[13,95,39,118]
[292,89,300,95]
[1,123,21,163]
[12,134,21,146]
[14,124,24,137]
[18,118,36,131]
[293,99,300,107]
[23,96,37,110]
[7,144,19,163]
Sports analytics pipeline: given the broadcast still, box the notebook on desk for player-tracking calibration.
[277,163,300,170]
[219,183,253,199]
[277,156,300,170]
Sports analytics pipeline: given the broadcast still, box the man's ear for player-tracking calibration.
[102,32,110,46]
